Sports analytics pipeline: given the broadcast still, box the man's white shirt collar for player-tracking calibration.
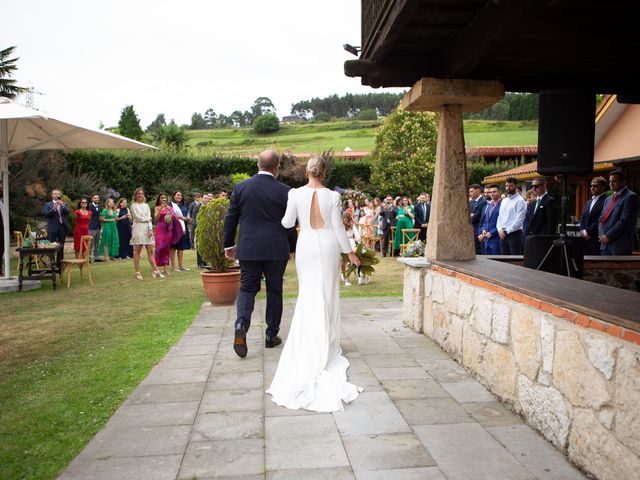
[257,171,275,178]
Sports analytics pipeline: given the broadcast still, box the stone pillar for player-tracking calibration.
[402,78,504,260]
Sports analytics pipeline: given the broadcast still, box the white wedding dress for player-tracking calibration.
[265,186,362,412]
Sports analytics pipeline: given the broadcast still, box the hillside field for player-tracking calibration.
[186,119,538,155]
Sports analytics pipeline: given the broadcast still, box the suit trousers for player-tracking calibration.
[382,228,393,256]
[89,229,101,260]
[48,227,67,260]
[418,227,427,242]
[236,259,288,338]
[500,230,523,255]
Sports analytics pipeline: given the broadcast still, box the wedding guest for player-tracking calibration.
[526,177,558,236]
[414,192,430,242]
[341,212,360,286]
[579,176,607,255]
[130,188,163,279]
[353,200,361,222]
[169,191,191,272]
[478,184,502,255]
[379,195,397,256]
[187,192,202,249]
[218,189,228,199]
[496,177,526,255]
[42,189,69,248]
[393,196,415,254]
[73,198,92,258]
[98,198,119,260]
[193,193,210,269]
[598,170,639,255]
[88,194,102,261]
[523,188,535,238]
[116,198,133,259]
[154,193,179,275]
[372,197,382,236]
[469,184,487,254]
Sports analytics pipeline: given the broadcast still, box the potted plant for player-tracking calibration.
[195,197,241,305]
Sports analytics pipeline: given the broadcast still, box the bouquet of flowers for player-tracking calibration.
[402,240,425,258]
[341,242,380,282]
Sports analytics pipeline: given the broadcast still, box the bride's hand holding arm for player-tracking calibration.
[281,189,297,229]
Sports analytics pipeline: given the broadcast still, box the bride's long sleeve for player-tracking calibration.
[281,189,297,229]
[331,192,353,253]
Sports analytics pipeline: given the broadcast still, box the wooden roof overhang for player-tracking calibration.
[345,0,640,94]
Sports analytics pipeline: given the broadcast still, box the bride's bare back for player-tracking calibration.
[310,191,326,229]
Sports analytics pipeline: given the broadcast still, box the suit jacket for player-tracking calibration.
[480,200,501,237]
[223,174,294,261]
[579,195,606,254]
[88,202,101,230]
[42,200,69,234]
[526,194,558,236]
[414,202,431,229]
[598,188,639,255]
[469,197,487,235]
[192,202,203,229]
[379,206,398,232]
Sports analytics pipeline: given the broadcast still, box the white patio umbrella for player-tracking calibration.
[0,97,156,280]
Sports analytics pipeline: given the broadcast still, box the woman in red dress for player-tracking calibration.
[74,198,92,258]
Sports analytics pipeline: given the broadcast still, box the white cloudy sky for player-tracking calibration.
[3,0,402,129]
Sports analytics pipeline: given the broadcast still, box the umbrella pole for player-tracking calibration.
[1,119,10,280]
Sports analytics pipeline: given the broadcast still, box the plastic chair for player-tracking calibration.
[60,235,93,288]
[400,229,421,256]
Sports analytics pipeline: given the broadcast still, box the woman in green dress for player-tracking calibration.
[99,198,120,260]
[394,196,416,253]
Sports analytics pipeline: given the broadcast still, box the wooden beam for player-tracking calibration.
[441,0,552,77]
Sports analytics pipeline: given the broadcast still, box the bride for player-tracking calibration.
[265,156,363,412]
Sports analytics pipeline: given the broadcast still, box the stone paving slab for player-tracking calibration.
[59,297,587,480]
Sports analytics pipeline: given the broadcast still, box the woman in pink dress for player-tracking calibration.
[73,198,92,258]
[153,193,182,275]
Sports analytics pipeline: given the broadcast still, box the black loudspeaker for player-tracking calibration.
[523,235,585,279]
[537,90,595,175]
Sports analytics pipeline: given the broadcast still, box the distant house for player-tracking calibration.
[281,115,304,124]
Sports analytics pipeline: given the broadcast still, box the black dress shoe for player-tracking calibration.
[265,335,282,348]
[234,326,248,358]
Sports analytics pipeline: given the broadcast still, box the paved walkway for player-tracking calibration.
[60,298,586,480]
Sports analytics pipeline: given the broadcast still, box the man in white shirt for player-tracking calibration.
[496,177,526,255]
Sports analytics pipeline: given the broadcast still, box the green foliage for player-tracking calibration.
[253,114,280,134]
[340,243,380,280]
[146,113,166,132]
[291,92,404,118]
[203,175,232,194]
[464,93,539,121]
[190,112,208,130]
[150,123,188,151]
[356,108,377,121]
[60,170,105,201]
[313,112,331,122]
[194,198,232,273]
[467,158,523,185]
[117,105,143,140]
[330,161,371,190]
[152,174,192,198]
[370,108,438,198]
[0,46,28,98]
[230,172,250,185]
[251,96,276,117]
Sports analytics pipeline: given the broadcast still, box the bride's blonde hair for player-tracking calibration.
[306,156,327,178]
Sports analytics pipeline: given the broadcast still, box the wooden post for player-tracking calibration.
[402,78,505,260]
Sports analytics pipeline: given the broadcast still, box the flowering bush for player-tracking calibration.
[402,240,425,258]
[340,243,380,281]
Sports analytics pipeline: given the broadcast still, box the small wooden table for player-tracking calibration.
[17,245,63,291]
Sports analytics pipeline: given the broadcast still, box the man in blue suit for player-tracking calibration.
[579,176,607,255]
[469,184,487,254]
[598,170,639,255]
[42,188,69,258]
[223,150,296,358]
[477,184,502,255]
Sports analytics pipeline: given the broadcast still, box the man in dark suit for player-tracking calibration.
[88,194,102,261]
[193,193,209,268]
[469,184,487,254]
[414,192,430,242]
[42,188,69,258]
[223,150,294,358]
[379,195,397,256]
[526,177,558,236]
[598,170,639,255]
[579,176,607,255]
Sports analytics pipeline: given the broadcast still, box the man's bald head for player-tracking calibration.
[257,149,280,173]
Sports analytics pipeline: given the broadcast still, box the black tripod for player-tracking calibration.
[535,175,580,277]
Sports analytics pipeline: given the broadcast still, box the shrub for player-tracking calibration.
[230,173,251,185]
[313,112,331,122]
[356,108,377,120]
[194,198,232,273]
[253,114,280,134]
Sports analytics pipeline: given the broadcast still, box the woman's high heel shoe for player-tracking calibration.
[152,270,165,279]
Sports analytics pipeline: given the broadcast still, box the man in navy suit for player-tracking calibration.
[42,189,69,258]
[598,170,639,255]
[414,192,430,242]
[88,194,102,261]
[526,177,558,236]
[469,184,487,254]
[477,184,502,255]
[579,176,607,255]
[223,150,295,358]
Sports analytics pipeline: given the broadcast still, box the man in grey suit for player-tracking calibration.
[598,170,639,255]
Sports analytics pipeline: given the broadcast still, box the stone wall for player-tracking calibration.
[402,261,640,480]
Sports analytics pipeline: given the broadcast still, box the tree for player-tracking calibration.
[146,113,166,132]
[253,114,280,134]
[230,110,244,127]
[150,123,188,151]
[0,46,28,99]
[118,105,143,140]
[251,96,276,118]
[190,112,207,130]
[204,108,217,129]
[370,108,438,198]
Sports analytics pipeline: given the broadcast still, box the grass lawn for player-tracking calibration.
[0,250,403,479]
[186,119,538,155]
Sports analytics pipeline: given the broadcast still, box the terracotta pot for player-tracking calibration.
[201,270,241,306]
